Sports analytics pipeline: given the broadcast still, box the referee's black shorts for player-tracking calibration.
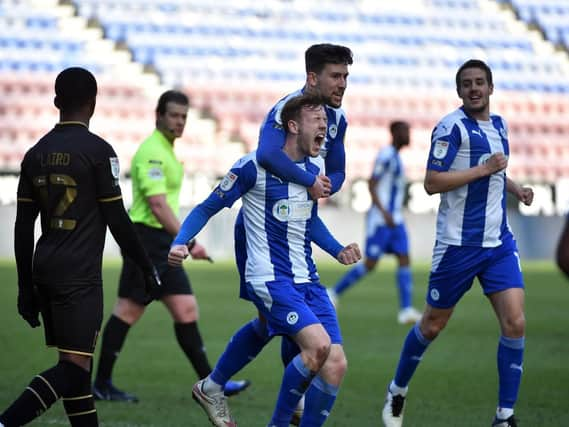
[118,223,193,304]
[38,282,103,356]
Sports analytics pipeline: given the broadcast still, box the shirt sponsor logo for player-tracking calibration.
[433,140,449,159]
[272,200,313,222]
[220,171,238,191]
[109,157,120,179]
[286,311,299,325]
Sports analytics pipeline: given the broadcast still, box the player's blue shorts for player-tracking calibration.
[245,279,342,344]
[426,234,524,308]
[365,223,409,260]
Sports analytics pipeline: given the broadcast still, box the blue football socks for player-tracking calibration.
[393,324,431,388]
[396,266,413,309]
[334,262,367,295]
[300,375,339,427]
[497,335,524,409]
[269,354,314,427]
[210,318,270,386]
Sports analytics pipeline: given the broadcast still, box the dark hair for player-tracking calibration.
[455,59,493,91]
[389,120,409,135]
[155,90,189,115]
[53,67,97,111]
[280,93,325,133]
[305,43,353,74]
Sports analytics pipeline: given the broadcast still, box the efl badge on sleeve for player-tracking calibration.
[109,157,120,178]
[433,140,449,159]
[220,171,238,191]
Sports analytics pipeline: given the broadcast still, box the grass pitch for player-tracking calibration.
[0,258,567,426]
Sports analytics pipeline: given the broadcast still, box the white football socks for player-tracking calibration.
[202,376,223,394]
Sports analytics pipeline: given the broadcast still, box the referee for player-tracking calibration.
[93,90,250,402]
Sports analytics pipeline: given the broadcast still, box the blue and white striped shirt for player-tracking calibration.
[367,145,406,229]
[174,151,326,284]
[426,107,512,247]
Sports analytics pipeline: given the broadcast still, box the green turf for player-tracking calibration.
[0,258,567,426]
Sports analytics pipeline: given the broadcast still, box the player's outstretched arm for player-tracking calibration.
[337,243,361,265]
[506,177,533,206]
[169,192,228,266]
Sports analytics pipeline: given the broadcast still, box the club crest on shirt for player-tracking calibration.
[220,171,238,191]
[286,312,299,325]
[109,157,120,179]
[273,201,291,221]
[328,124,338,139]
[433,140,449,159]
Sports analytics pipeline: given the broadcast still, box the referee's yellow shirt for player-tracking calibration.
[129,129,183,228]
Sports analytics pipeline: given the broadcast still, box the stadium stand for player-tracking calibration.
[1,0,568,185]
[0,0,241,179]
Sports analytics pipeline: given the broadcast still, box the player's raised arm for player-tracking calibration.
[323,123,346,194]
[169,159,257,266]
[257,101,317,188]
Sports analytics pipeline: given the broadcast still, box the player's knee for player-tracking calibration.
[164,295,199,322]
[303,340,331,371]
[364,259,377,271]
[330,352,348,379]
[174,302,199,322]
[419,317,447,340]
[113,298,144,324]
[503,312,526,337]
[59,353,92,372]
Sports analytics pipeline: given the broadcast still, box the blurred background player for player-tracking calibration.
[0,67,160,427]
[327,120,422,324]
[168,93,361,427]
[555,211,569,279]
[381,59,533,427]
[92,90,249,403]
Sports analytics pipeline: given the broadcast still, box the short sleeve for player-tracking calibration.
[426,121,462,172]
[94,141,122,201]
[134,150,168,197]
[16,154,36,203]
[212,157,257,206]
